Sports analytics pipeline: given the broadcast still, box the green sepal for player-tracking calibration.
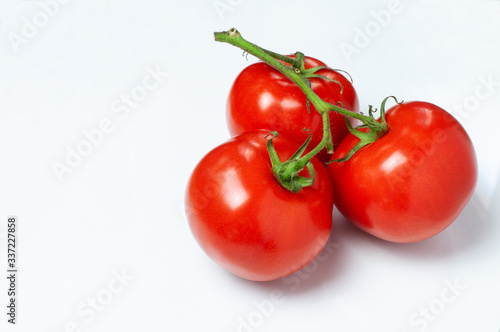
[328,96,402,163]
[328,116,376,163]
[265,130,316,193]
[265,131,282,167]
[301,66,344,93]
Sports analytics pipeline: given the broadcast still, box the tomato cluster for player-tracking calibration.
[185,31,477,282]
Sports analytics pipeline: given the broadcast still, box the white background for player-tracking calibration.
[1,0,500,331]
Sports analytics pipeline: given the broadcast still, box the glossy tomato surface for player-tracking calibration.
[227,56,359,163]
[185,130,334,281]
[329,101,477,243]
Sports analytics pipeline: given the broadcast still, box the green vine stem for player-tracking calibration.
[214,28,392,193]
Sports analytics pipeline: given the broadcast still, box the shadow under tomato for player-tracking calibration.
[227,187,496,294]
[230,230,349,295]
[332,191,495,261]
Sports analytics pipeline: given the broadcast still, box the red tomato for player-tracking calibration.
[328,101,477,243]
[185,130,334,281]
[227,56,359,164]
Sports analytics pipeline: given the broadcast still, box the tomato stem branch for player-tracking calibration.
[214,29,361,121]
[214,28,391,192]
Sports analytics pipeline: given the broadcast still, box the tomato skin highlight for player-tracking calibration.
[227,56,359,164]
[185,130,334,281]
[328,101,478,243]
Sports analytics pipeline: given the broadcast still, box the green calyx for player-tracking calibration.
[329,96,401,163]
[266,131,315,193]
